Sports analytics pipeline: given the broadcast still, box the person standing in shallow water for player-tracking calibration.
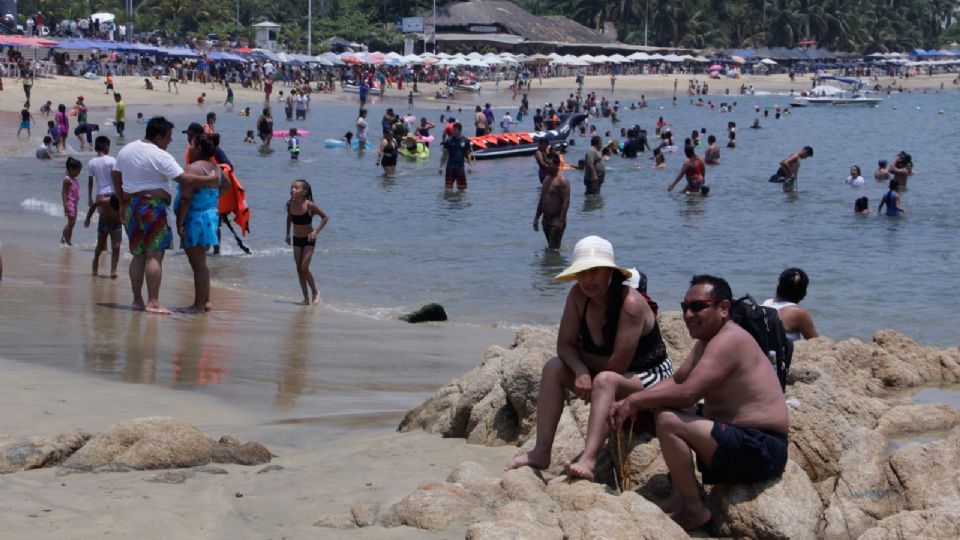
[285,179,329,305]
[776,146,813,192]
[533,153,569,250]
[111,117,218,314]
[506,236,673,482]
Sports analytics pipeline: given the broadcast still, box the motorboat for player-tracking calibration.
[455,81,482,92]
[341,81,381,95]
[791,77,882,107]
[470,113,587,160]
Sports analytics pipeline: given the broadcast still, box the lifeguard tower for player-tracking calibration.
[253,21,280,51]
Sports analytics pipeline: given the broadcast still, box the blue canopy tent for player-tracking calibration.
[207,51,247,62]
[160,46,199,58]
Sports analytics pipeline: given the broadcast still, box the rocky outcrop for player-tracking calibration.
[708,460,823,540]
[0,431,90,474]
[398,321,960,538]
[61,417,215,472]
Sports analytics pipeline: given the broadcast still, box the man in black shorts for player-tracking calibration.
[608,275,789,531]
[438,122,473,190]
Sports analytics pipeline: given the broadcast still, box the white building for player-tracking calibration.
[253,21,280,51]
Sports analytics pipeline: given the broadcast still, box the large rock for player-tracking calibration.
[0,431,90,474]
[885,426,960,512]
[708,460,823,540]
[383,481,483,531]
[61,417,214,472]
[820,428,900,538]
[466,519,562,540]
[859,508,960,539]
[210,435,271,465]
[446,461,506,506]
[397,324,960,539]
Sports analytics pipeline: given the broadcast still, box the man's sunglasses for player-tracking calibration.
[680,300,718,314]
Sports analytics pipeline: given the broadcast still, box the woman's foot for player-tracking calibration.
[181,305,206,314]
[564,458,596,481]
[311,291,320,305]
[144,301,172,315]
[505,450,550,472]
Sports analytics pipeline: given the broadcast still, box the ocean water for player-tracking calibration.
[3,88,959,346]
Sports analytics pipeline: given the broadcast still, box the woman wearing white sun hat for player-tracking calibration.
[506,236,673,481]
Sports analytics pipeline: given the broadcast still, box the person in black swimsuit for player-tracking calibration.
[377,133,398,176]
[505,236,673,481]
[284,179,329,305]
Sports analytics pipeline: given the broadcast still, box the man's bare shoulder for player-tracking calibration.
[704,321,756,359]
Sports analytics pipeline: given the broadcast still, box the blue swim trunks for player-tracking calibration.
[696,421,788,484]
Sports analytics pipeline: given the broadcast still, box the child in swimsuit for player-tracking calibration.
[285,128,301,160]
[61,157,82,246]
[284,179,329,305]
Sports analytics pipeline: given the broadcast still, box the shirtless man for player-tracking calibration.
[874,160,891,181]
[890,152,913,190]
[777,146,813,192]
[533,153,570,250]
[609,275,789,531]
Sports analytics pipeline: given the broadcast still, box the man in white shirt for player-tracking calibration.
[111,117,217,314]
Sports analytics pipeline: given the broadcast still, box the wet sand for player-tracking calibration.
[0,207,521,538]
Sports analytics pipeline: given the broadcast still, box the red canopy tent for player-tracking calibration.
[0,35,59,47]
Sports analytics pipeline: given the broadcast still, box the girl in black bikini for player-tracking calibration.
[285,179,329,305]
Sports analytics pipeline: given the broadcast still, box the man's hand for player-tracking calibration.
[438,167,444,175]
[573,372,592,403]
[532,218,539,231]
[284,235,291,245]
[607,398,636,432]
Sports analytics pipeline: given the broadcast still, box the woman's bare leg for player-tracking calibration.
[506,356,575,471]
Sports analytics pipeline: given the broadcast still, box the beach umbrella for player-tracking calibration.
[730,55,746,64]
[627,52,650,61]
[760,58,778,65]
[709,63,723,71]
[608,53,627,62]
[663,54,684,62]
[421,56,440,65]
[340,53,363,64]
[523,54,551,65]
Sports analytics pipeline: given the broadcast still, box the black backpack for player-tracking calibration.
[729,295,792,391]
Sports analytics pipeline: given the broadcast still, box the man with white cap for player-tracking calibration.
[506,236,673,480]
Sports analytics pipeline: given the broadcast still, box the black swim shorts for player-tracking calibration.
[696,421,787,485]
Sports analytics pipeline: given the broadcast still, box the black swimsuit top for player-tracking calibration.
[579,285,669,374]
[290,211,312,225]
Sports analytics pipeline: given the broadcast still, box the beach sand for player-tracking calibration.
[2,71,954,117]
[0,207,519,538]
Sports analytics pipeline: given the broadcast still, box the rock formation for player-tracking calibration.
[1,417,270,476]
[397,317,960,538]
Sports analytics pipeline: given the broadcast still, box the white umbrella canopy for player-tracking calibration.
[662,54,685,62]
[466,51,485,60]
[647,53,665,60]
[760,58,778,65]
[436,52,453,59]
[524,53,551,64]
[384,51,404,60]
[608,53,627,62]
[627,52,650,61]
[402,54,422,64]
[482,55,504,65]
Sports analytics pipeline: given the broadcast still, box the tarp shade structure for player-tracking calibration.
[0,35,59,47]
[207,51,247,62]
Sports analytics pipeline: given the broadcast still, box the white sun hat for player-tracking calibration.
[555,236,632,282]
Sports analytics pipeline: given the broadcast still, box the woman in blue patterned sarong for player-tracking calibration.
[175,134,224,313]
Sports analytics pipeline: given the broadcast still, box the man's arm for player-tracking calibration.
[558,176,570,226]
[612,328,739,422]
[668,162,686,191]
[88,174,95,207]
[437,145,448,174]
